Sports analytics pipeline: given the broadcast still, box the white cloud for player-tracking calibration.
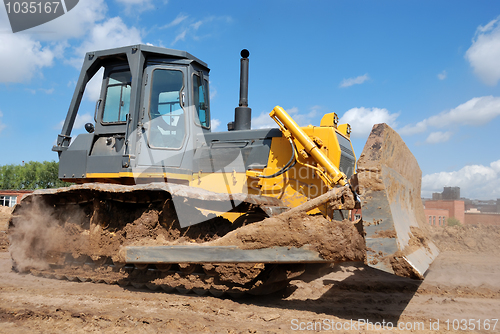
[211,119,221,132]
[165,15,232,46]
[74,113,94,129]
[398,120,427,136]
[399,96,500,136]
[40,88,55,94]
[465,16,500,86]
[0,33,57,83]
[209,82,217,100]
[192,20,203,31]
[492,160,500,173]
[252,111,277,129]
[162,13,189,29]
[339,74,370,88]
[437,70,447,80]
[115,0,154,13]
[252,107,317,129]
[56,113,93,130]
[288,107,318,127]
[425,131,452,144]
[422,160,500,199]
[339,107,399,138]
[69,17,142,68]
[83,68,105,102]
[0,111,6,134]
[0,0,141,69]
[26,88,55,95]
[427,96,500,127]
[173,29,188,45]
[28,0,107,40]
[0,0,141,84]
[116,0,151,4]
[63,15,142,99]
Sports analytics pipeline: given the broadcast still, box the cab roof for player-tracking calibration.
[85,44,209,70]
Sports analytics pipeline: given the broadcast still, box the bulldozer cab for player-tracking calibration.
[53,45,211,183]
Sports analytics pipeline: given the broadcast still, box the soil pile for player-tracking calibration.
[356,123,422,195]
[0,205,11,230]
[356,123,428,229]
[430,224,500,253]
[0,206,12,252]
[0,206,12,213]
[209,213,366,263]
[0,232,8,252]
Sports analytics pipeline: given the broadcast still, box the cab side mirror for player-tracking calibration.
[85,123,95,133]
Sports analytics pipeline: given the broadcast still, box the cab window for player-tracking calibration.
[102,71,131,123]
[148,69,185,149]
[193,73,210,128]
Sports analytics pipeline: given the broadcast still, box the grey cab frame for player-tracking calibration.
[53,45,211,180]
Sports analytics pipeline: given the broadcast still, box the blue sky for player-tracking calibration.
[0,0,499,199]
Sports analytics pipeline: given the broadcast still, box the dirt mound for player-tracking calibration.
[0,206,12,252]
[0,232,8,252]
[0,206,12,230]
[209,213,366,263]
[430,224,500,253]
[0,205,12,213]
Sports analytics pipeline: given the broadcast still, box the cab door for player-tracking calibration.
[85,67,131,174]
[137,65,188,168]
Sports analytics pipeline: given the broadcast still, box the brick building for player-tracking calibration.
[425,200,465,225]
[425,208,449,226]
[464,212,500,226]
[464,199,500,213]
[424,198,500,226]
[0,190,33,207]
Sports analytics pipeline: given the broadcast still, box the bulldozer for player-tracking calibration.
[9,45,439,296]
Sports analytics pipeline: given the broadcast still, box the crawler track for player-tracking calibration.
[26,256,302,297]
[9,183,305,297]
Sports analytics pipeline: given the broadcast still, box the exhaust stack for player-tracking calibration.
[229,49,251,131]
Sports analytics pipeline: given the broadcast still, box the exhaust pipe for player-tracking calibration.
[228,49,251,131]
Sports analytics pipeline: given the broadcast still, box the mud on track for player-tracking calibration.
[1,209,500,333]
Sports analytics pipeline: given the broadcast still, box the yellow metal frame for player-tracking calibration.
[269,106,348,187]
[80,105,356,220]
[245,105,356,216]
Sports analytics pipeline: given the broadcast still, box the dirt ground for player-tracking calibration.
[1,208,499,333]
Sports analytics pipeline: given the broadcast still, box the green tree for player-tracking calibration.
[447,217,462,227]
[0,164,22,189]
[0,161,67,190]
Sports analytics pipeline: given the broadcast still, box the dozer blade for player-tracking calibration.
[122,245,330,264]
[355,123,439,279]
[120,186,363,266]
